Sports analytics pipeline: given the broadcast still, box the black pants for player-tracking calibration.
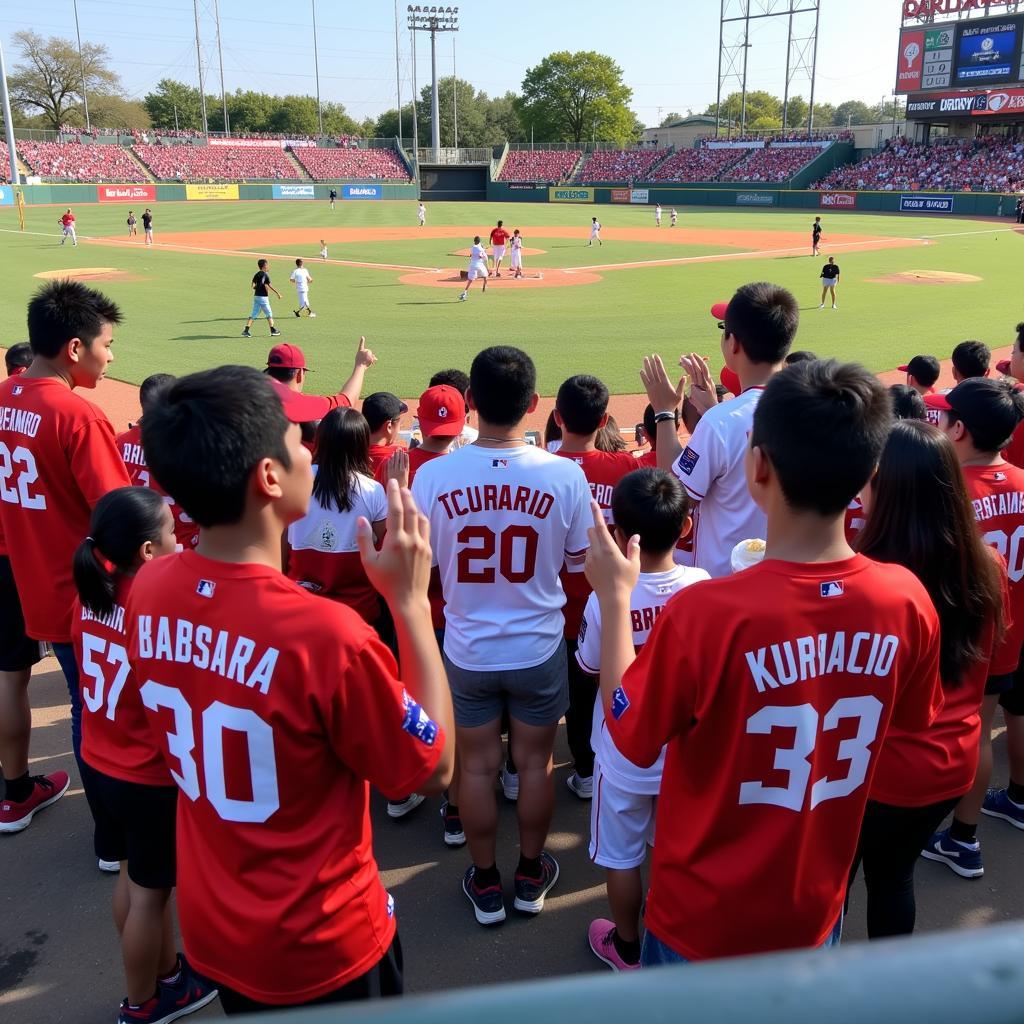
[848,796,959,939]
[564,639,597,778]
[216,934,403,1015]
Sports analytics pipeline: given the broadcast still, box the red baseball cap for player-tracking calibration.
[710,301,729,321]
[997,358,1012,375]
[720,366,741,396]
[417,385,466,437]
[267,343,309,371]
[268,378,332,423]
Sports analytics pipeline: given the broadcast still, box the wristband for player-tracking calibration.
[654,411,677,423]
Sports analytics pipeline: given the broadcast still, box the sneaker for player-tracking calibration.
[462,866,506,926]
[513,851,559,914]
[981,788,1024,830]
[118,965,218,1024]
[832,304,838,310]
[270,328,282,337]
[308,312,317,318]
[293,309,300,317]
[440,800,466,847]
[566,772,593,800]
[500,766,519,801]
[458,292,467,301]
[387,793,425,819]
[921,828,984,878]
[818,304,825,309]
[588,919,641,972]
[241,328,251,338]
[98,858,121,873]
[0,772,70,833]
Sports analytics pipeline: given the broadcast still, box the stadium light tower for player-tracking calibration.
[407,6,459,160]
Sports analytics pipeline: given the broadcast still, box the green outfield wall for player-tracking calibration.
[13,182,419,205]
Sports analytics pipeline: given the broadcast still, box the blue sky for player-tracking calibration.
[3,0,906,124]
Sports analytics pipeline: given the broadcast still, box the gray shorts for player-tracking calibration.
[444,642,569,728]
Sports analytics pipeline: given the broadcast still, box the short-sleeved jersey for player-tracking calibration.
[555,448,637,638]
[671,387,765,579]
[286,472,388,622]
[963,462,1024,675]
[1003,419,1024,470]
[606,555,941,960]
[407,445,444,486]
[577,565,709,794]
[116,424,199,551]
[489,227,510,246]
[821,263,841,279]
[290,268,311,290]
[412,443,591,671]
[141,212,153,229]
[252,271,271,296]
[74,575,169,786]
[469,244,487,264]
[61,213,75,227]
[125,551,444,1004]
[511,235,523,250]
[633,449,658,469]
[368,443,403,483]
[812,221,823,239]
[0,377,131,641]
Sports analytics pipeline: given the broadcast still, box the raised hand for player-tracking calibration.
[386,448,410,490]
[640,354,685,412]
[584,499,640,602]
[354,335,377,369]
[680,352,719,414]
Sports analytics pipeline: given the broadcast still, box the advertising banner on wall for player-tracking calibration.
[185,183,240,200]
[272,184,315,199]
[900,193,954,212]
[97,184,157,203]
[549,186,595,202]
[630,188,650,203]
[736,192,776,206]
[819,191,857,208]
[342,184,382,200]
[610,188,630,203]
[0,186,17,207]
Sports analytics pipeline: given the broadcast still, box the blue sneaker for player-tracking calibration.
[981,788,1024,831]
[118,956,218,1024]
[920,828,984,879]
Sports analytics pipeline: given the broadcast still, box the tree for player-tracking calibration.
[416,77,490,147]
[660,111,683,126]
[518,51,640,146]
[811,101,836,129]
[375,103,417,143]
[831,100,875,126]
[705,91,782,131]
[485,92,525,144]
[81,96,151,131]
[9,31,121,132]
[783,95,809,130]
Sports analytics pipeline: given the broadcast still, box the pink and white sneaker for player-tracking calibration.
[588,918,641,972]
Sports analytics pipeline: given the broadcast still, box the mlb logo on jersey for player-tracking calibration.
[11,386,22,397]
[820,581,845,598]
[677,446,700,476]
[491,459,509,469]
[611,686,630,720]
[196,579,216,599]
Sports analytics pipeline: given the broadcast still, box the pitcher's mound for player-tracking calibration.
[868,270,982,285]
[34,267,145,283]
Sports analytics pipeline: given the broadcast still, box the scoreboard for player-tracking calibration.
[896,13,1024,93]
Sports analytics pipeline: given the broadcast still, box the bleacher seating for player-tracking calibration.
[17,141,148,183]
[496,149,581,182]
[649,148,746,182]
[575,149,662,182]
[0,143,9,184]
[721,146,823,183]
[132,144,299,182]
[292,147,411,181]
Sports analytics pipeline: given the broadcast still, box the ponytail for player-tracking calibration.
[72,486,168,619]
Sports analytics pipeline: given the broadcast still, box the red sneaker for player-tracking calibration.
[0,772,70,833]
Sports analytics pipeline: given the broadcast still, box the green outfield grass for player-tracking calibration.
[0,200,1018,397]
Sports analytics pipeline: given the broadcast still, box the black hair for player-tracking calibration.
[469,346,536,428]
[473,235,481,244]
[952,340,991,379]
[429,368,470,397]
[889,383,927,421]
[556,374,609,436]
[751,359,892,516]
[141,365,292,527]
[724,282,798,366]
[497,220,503,227]
[858,421,1004,686]
[1016,322,1024,348]
[295,258,303,266]
[642,402,679,451]
[544,410,561,448]
[785,350,817,365]
[72,487,168,619]
[139,373,176,415]
[312,407,372,513]
[257,259,268,269]
[612,469,689,554]
[955,377,1024,451]
[5,343,32,374]
[266,366,299,384]
[27,279,122,358]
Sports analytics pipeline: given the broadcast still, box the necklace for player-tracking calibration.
[475,435,526,444]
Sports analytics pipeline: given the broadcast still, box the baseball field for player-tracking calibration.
[0,199,1018,401]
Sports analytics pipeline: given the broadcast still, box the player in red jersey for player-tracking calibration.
[71,487,218,1024]
[852,421,1006,937]
[364,392,408,481]
[0,280,131,814]
[489,220,510,277]
[116,373,200,552]
[128,365,452,1013]
[59,208,77,246]
[922,379,1024,876]
[586,359,942,964]
[553,375,637,800]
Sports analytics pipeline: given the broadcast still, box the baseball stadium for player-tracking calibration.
[3,1,1024,1022]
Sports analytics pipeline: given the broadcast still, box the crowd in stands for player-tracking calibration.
[722,145,824,183]
[814,135,1024,193]
[648,147,745,182]
[17,141,149,183]
[0,143,9,183]
[132,143,298,182]
[576,148,663,182]
[293,146,411,181]
[698,130,853,145]
[497,149,581,182]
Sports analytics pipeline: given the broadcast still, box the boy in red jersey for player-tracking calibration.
[586,358,942,964]
[127,365,453,1013]
[554,375,637,800]
[0,280,131,834]
[489,220,510,277]
[634,403,680,469]
[394,385,467,487]
[922,379,1024,876]
[364,392,408,481]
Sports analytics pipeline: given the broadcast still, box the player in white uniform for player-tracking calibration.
[589,218,602,246]
[510,229,524,277]
[412,345,591,927]
[319,238,328,260]
[289,258,315,317]
[640,283,798,577]
[670,208,677,227]
[418,202,426,226]
[459,236,489,301]
[654,203,662,227]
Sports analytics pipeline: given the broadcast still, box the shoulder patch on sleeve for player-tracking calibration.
[401,690,439,746]
[677,446,700,476]
[611,686,631,720]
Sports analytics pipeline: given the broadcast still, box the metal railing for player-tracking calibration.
[417,147,492,164]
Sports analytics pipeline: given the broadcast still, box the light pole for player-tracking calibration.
[214,0,229,136]
[72,0,91,133]
[0,35,20,185]
[312,0,323,135]
[193,0,209,136]
[394,0,403,146]
[407,6,459,161]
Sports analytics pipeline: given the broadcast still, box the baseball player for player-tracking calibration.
[510,229,525,277]
[329,187,338,210]
[812,216,822,256]
[141,208,154,247]
[819,256,840,310]
[127,210,137,238]
[242,259,282,338]
[670,208,678,228]
[319,238,328,261]
[459,236,489,301]
[588,218,602,247]
[418,202,426,227]
[290,258,315,318]
[489,220,510,277]
[60,209,77,246]
[654,203,662,228]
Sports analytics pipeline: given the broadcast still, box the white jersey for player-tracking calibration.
[418,204,426,222]
[671,386,766,579]
[412,443,591,671]
[577,565,709,794]
[590,222,601,236]
[290,268,311,292]
[469,243,487,266]
[287,471,386,556]
[655,206,662,221]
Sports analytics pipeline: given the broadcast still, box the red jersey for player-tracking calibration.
[0,377,131,641]
[633,449,658,469]
[1004,420,1024,470]
[116,424,200,550]
[369,443,403,483]
[73,576,169,786]
[126,551,445,1004]
[61,213,75,227]
[555,449,636,637]
[408,445,444,485]
[607,555,941,960]
[489,227,510,246]
[963,462,1024,674]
